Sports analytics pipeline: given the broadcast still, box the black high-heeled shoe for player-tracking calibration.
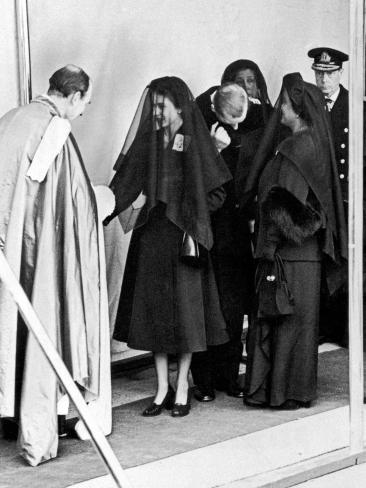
[1,418,19,440]
[171,389,191,417]
[142,386,175,417]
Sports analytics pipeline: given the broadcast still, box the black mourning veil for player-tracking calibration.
[221,59,272,122]
[105,76,232,250]
[242,72,347,267]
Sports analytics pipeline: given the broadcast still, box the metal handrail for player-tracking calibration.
[0,250,131,488]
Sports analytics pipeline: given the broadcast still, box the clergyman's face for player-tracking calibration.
[234,69,259,98]
[314,69,342,97]
[153,94,181,129]
[65,82,93,120]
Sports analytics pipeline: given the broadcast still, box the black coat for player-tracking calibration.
[329,85,349,202]
[196,86,270,258]
[195,87,271,318]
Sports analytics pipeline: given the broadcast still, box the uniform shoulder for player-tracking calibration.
[338,85,349,100]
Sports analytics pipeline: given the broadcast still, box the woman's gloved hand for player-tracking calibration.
[132,192,147,209]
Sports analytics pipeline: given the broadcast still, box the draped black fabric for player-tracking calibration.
[105,76,232,250]
[241,72,347,270]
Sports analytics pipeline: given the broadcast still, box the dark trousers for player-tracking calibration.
[319,200,348,347]
[191,252,253,392]
[319,287,348,346]
[191,317,244,392]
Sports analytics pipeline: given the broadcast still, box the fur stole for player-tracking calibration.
[262,187,322,246]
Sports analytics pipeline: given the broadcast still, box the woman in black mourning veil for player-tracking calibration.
[104,76,231,417]
[221,59,272,128]
[241,73,347,410]
[196,59,272,131]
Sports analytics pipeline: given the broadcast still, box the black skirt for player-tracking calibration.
[245,259,321,405]
[113,204,228,354]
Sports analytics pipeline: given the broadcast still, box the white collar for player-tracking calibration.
[41,93,54,102]
[328,87,340,103]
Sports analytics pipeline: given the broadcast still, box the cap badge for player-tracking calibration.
[320,52,331,63]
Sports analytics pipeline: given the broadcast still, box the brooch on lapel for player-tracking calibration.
[173,134,191,152]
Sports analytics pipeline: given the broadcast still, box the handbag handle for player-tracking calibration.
[274,254,292,285]
[255,254,287,294]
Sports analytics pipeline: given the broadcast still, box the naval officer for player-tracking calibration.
[308,47,349,347]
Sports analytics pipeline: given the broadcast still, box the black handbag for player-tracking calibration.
[255,254,295,318]
[180,232,204,268]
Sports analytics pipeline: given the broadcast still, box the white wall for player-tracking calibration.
[18,1,349,184]
[0,1,19,115]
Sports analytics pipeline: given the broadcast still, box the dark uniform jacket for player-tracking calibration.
[329,84,349,203]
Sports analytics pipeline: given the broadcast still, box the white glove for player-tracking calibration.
[132,192,147,209]
[210,122,231,152]
[92,185,116,220]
